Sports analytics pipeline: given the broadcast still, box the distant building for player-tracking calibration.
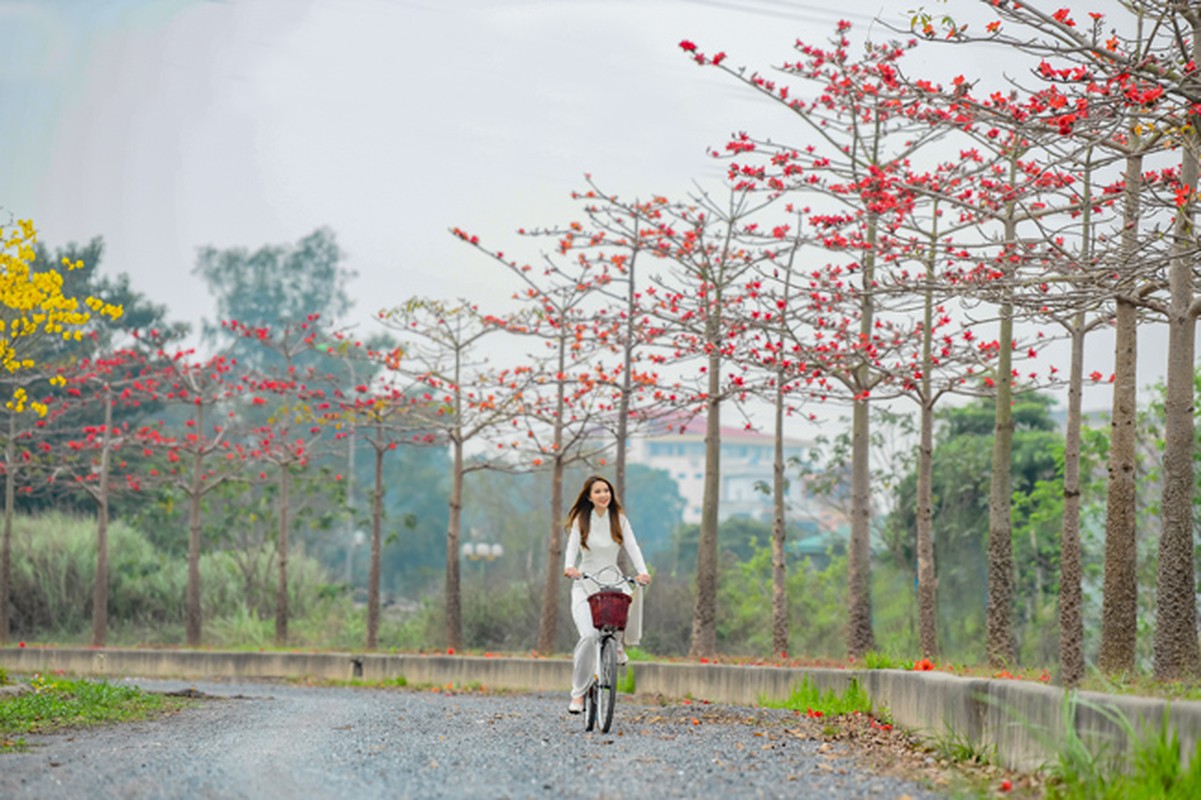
[626,414,816,525]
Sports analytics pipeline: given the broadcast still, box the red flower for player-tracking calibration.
[679,40,698,52]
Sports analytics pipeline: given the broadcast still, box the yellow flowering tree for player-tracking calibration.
[0,218,123,645]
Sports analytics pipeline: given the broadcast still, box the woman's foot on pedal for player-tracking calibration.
[617,643,629,665]
[568,696,584,714]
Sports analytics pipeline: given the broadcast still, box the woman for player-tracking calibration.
[562,475,651,714]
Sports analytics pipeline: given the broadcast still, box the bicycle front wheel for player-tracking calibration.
[597,634,618,733]
[584,682,597,731]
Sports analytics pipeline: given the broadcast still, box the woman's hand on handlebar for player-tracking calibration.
[563,566,581,580]
[635,573,651,586]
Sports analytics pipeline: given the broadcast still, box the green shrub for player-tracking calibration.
[8,511,343,646]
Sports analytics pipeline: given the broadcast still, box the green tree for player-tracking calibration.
[885,393,1063,663]
[193,227,355,371]
[34,238,189,352]
[620,463,685,560]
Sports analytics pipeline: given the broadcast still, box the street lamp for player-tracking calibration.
[460,542,504,561]
[461,528,504,582]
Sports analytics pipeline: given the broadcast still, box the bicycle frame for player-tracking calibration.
[576,567,638,733]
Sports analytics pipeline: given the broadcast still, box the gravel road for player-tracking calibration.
[1,677,948,799]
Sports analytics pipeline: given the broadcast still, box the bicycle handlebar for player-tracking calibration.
[575,565,642,589]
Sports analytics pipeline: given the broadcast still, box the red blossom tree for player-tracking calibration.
[377,298,533,651]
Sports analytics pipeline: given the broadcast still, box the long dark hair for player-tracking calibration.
[565,475,624,550]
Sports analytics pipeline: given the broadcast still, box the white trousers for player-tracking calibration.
[569,584,643,698]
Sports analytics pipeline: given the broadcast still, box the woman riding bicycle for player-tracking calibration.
[562,475,651,714]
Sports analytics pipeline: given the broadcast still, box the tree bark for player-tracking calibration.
[1059,319,1086,687]
[1100,297,1140,675]
[614,250,638,501]
[1154,64,1201,679]
[367,437,384,650]
[771,362,788,657]
[445,431,464,651]
[185,404,205,647]
[274,462,290,646]
[916,396,937,660]
[0,411,14,645]
[689,328,723,659]
[1098,151,1143,676]
[916,237,938,660]
[986,189,1018,669]
[537,338,568,654]
[847,212,879,660]
[91,384,113,647]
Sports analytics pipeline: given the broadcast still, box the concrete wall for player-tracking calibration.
[3,647,1199,772]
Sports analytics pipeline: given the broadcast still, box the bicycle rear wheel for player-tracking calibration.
[584,682,597,731]
[597,634,618,733]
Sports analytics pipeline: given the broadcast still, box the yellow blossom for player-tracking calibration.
[1,218,123,415]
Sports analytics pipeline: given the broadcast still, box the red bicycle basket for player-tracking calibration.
[587,590,631,630]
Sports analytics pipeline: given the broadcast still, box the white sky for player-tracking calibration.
[1,0,1188,432]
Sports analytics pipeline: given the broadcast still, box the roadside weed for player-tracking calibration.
[0,676,186,747]
[862,651,904,670]
[618,666,636,695]
[1016,692,1201,799]
[760,676,874,717]
[927,724,993,766]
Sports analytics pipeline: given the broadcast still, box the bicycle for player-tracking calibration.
[576,566,639,733]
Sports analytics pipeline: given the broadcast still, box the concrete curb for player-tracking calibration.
[3,647,1198,772]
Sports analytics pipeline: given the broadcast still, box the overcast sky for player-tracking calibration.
[0,0,1181,425]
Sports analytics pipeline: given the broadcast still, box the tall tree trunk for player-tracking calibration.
[185,405,205,647]
[1060,157,1098,687]
[771,363,788,657]
[185,475,203,646]
[916,390,937,660]
[537,452,565,654]
[916,228,939,660]
[344,425,356,586]
[274,463,290,646]
[538,339,568,654]
[1154,59,1201,679]
[0,411,14,645]
[445,431,464,651]
[367,438,384,650]
[91,385,113,647]
[847,211,879,659]
[1099,151,1143,676]
[986,186,1018,669]
[615,250,638,501]
[689,321,723,658]
[1059,319,1086,686]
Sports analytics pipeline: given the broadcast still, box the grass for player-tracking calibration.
[861,651,908,670]
[618,664,636,694]
[0,674,191,753]
[1082,673,1201,704]
[926,724,994,766]
[759,675,876,718]
[1034,694,1201,799]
